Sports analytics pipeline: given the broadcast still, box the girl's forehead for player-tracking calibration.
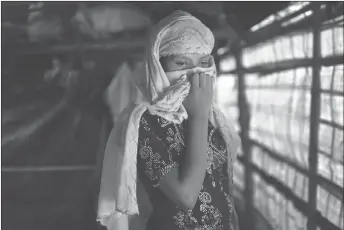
[171,53,210,60]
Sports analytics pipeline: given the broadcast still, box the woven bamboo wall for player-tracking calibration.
[216,2,343,230]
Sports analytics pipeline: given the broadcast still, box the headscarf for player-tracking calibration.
[97,10,241,229]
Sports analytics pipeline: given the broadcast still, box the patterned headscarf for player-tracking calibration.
[97,10,240,229]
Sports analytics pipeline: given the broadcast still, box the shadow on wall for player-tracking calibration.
[235,197,275,230]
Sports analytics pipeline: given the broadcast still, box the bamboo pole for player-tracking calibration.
[252,3,313,33]
[248,3,312,38]
[235,47,254,227]
[319,119,344,131]
[239,4,343,50]
[9,28,233,56]
[217,2,313,55]
[307,3,322,230]
[12,39,146,55]
[236,155,341,230]
[1,165,95,172]
[221,55,343,76]
[1,100,67,149]
[250,139,343,201]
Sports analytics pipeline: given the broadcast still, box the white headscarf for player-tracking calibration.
[97,10,241,229]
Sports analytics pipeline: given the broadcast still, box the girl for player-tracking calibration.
[97,10,240,230]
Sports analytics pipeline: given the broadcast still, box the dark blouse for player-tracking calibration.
[137,110,235,230]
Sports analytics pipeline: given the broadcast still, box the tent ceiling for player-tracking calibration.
[1,2,290,39]
[2,2,290,29]
[132,2,290,30]
[2,2,342,58]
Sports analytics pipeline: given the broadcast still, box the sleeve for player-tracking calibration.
[137,115,181,187]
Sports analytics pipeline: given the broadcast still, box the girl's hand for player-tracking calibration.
[183,72,213,119]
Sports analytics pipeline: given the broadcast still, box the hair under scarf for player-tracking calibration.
[97,10,241,229]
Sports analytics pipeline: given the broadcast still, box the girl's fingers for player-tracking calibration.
[199,72,207,88]
[206,74,212,91]
[191,73,200,90]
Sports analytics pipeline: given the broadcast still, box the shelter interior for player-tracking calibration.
[1,2,343,230]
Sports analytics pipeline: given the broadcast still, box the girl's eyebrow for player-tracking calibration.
[200,55,211,60]
[172,55,192,62]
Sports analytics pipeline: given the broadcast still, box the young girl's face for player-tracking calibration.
[160,53,213,82]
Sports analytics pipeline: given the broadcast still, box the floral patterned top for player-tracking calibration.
[137,111,237,230]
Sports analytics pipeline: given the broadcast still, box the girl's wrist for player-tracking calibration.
[188,114,209,122]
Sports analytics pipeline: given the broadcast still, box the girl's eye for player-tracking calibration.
[200,61,209,67]
[176,62,186,67]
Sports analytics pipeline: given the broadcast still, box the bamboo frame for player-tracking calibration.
[218,3,343,230]
[10,28,232,56]
[250,139,343,201]
[221,55,344,76]
[217,2,312,53]
[237,155,341,230]
[320,119,344,131]
[2,100,67,150]
[12,39,146,55]
[306,3,322,230]
[220,3,343,58]
[235,48,255,228]
[251,3,312,34]
[243,3,344,49]
[1,165,95,172]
